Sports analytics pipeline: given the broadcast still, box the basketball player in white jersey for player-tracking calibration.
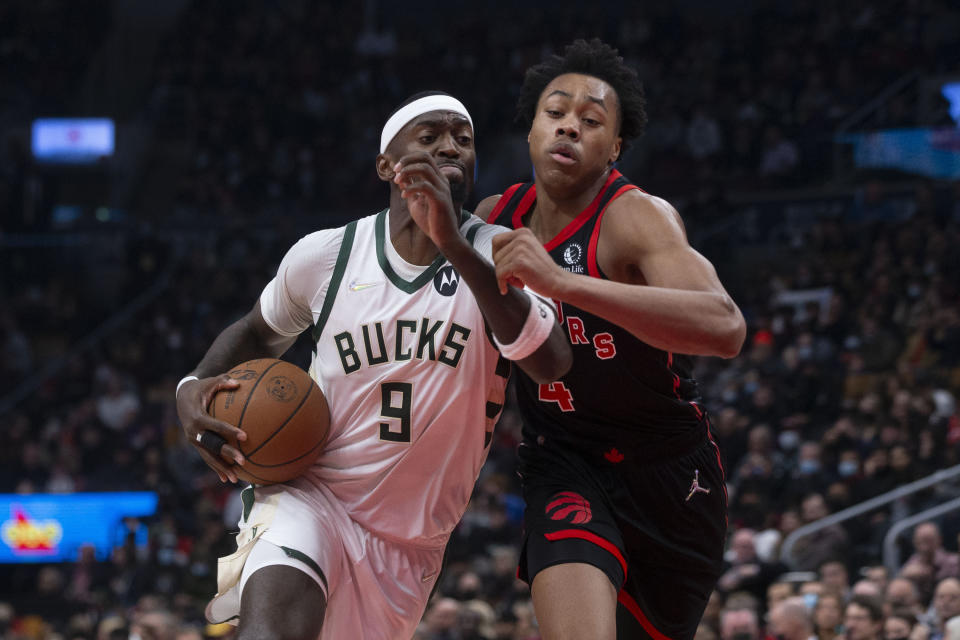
[174,91,572,640]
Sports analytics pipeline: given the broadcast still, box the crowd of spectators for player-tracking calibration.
[2,1,960,639]
[147,0,960,222]
[1,180,957,640]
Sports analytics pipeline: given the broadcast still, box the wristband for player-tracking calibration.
[176,375,199,398]
[493,293,556,361]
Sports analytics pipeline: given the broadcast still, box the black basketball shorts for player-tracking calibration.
[517,430,727,640]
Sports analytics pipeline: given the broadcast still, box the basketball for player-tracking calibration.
[209,358,330,485]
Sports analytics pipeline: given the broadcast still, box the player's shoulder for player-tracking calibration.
[606,188,685,235]
[290,226,346,257]
[473,194,503,223]
[282,217,368,272]
[460,211,510,243]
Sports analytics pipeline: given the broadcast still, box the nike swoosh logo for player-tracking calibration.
[348,281,382,292]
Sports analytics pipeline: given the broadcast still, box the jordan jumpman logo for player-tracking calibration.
[685,469,710,502]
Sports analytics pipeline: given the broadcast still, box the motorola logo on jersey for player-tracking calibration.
[562,243,582,265]
[545,491,592,524]
[434,265,460,296]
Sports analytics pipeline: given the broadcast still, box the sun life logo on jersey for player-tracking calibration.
[434,265,460,296]
[563,243,582,266]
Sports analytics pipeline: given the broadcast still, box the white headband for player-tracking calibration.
[379,94,474,153]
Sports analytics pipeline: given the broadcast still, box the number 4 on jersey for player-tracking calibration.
[538,382,574,412]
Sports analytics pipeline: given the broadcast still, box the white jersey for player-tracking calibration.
[259,208,509,548]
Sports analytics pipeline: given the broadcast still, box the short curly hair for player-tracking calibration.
[517,38,647,159]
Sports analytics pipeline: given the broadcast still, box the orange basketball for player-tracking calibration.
[210,358,330,485]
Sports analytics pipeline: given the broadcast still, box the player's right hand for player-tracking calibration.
[176,375,248,483]
[491,227,568,296]
[393,152,462,253]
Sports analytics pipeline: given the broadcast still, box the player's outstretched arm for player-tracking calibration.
[492,191,746,358]
[176,301,297,482]
[395,155,571,383]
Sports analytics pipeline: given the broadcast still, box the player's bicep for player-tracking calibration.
[638,243,729,294]
[605,193,728,294]
[259,267,313,337]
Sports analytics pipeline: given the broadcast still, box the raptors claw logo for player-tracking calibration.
[545,491,592,524]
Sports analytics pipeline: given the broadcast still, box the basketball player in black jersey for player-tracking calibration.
[475,39,746,640]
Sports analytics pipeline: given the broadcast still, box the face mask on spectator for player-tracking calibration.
[779,430,799,450]
[803,592,819,610]
[838,460,858,477]
[799,459,820,475]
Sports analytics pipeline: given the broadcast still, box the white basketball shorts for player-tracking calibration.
[206,480,444,639]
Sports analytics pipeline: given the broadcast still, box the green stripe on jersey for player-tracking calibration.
[375,210,446,293]
[312,221,357,345]
[280,545,329,593]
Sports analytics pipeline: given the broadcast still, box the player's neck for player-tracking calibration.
[386,205,440,266]
[529,169,610,238]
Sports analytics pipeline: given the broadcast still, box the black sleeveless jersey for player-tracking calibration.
[488,170,706,453]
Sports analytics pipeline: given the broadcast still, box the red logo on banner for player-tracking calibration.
[1,508,63,553]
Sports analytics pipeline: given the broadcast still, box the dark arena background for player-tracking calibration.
[2,1,960,639]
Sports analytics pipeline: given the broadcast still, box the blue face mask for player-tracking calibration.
[799,459,820,475]
[779,431,799,450]
[838,460,859,477]
[803,592,818,610]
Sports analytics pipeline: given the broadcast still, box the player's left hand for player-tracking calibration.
[393,152,463,252]
[491,227,569,297]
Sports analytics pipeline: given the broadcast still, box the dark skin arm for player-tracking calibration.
[175,300,296,482]
[394,152,571,382]
[490,190,746,358]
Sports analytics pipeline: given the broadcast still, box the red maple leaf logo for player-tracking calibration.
[604,447,624,463]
